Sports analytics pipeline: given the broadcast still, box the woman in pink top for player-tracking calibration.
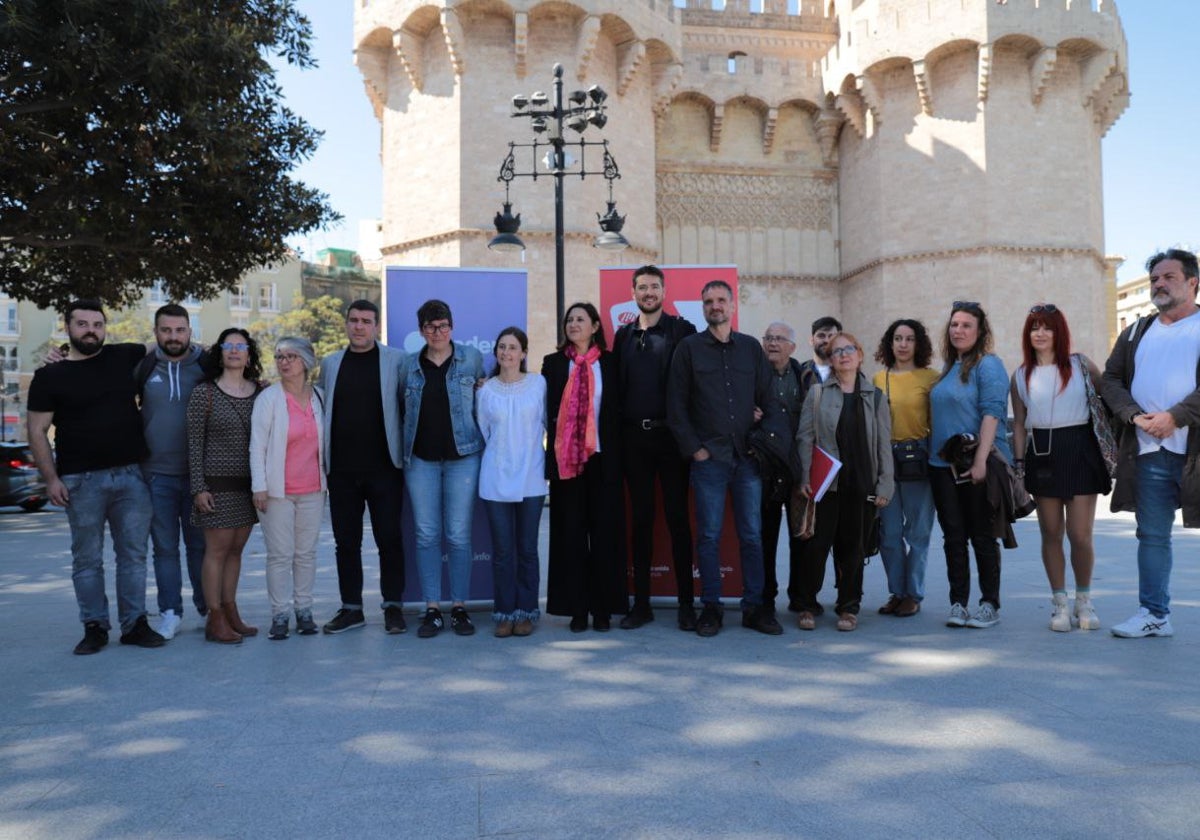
[250,337,327,640]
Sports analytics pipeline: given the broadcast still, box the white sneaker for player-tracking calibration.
[1111,608,1173,638]
[946,603,969,628]
[157,609,181,641]
[1073,594,1100,631]
[1050,593,1071,633]
[966,602,1000,628]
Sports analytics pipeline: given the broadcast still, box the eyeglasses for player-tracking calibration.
[274,353,300,363]
[952,301,982,312]
[762,334,793,344]
[830,346,859,358]
[421,323,451,335]
[220,342,249,352]
[1029,304,1058,314]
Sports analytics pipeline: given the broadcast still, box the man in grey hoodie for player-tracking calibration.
[138,303,208,639]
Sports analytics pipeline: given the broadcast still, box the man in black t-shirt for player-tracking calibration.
[316,300,409,635]
[27,299,165,655]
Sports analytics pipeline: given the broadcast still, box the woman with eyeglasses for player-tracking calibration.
[400,299,486,639]
[476,327,546,637]
[187,328,264,644]
[1009,305,1111,632]
[249,337,326,641]
[929,302,1013,629]
[796,332,893,632]
[543,302,627,632]
[872,319,939,618]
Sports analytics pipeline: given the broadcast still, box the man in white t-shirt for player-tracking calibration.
[1102,249,1200,638]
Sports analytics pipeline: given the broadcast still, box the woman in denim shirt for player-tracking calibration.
[929,302,1012,630]
[399,299,485,638]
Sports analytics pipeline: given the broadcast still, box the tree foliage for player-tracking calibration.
[250,292,346,374]
[0,0,340,310]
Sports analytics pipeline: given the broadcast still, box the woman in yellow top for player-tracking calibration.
[872,320,940,617]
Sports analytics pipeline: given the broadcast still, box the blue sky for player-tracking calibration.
[277,1,1198,285]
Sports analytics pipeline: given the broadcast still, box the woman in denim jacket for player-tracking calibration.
[399,299,485,638]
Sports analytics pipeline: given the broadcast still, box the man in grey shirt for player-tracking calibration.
[667,280,783,638]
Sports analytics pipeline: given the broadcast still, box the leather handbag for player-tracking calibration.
[1076,353,1118,478]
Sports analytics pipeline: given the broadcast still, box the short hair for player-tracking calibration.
[490,326,528,376]
[632,264,665,287]
[202,327,262,382]
[1147,248,1199,281]
[346,299,379,321]
[874,319,933,368]
[811,316,841,335]
[939,302,993,384]
[64,299,106,324]
[275,336,317,374]
[559,302,606,352]
[154,303,189,326]
[765,322,796,343]
[700,279,733,298]
[417,299,453,328]
[830,331,863,355]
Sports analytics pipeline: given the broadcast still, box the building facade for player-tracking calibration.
[354,0,1128,364]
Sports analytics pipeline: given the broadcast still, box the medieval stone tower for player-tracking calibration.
[353,0,1128,362]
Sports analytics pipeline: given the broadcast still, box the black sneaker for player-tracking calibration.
[294,608,318,635]
[73,621,108,655]
[418,607,444,638]
[742,606,784,636]
[322,608,366,634]
[619,604,654,630]
[677,602,698,632]
[268,614,289,640]
[696,603,724,637]
[450,606,475,636]
[119,615,166,648]
[384,606,407,634]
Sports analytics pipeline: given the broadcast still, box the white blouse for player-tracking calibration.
[1014,356,1090,429]
[476,374,548,502]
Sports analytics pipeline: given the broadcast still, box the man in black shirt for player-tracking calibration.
[667,281,783,638]
[317,300,409,634]
[613,266,698,631]
[27,299,165,654]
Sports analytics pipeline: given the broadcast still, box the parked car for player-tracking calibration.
[0,442,48,512]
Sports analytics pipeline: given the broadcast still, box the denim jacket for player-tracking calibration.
[398,343,485,466]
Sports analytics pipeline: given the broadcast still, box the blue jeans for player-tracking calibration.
[878,476,935,601]
[690,455,765,608]
[406,453,480,603]
[144,470,206,616]
[484,496,544,621]
[1134,449,1184,617]
[62,464,152,632]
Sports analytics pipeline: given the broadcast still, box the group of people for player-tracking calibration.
[28,248,1200,654]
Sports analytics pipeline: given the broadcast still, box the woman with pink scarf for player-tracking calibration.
[542,302,627,632]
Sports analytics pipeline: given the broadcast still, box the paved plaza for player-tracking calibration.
[1,503,1197,839]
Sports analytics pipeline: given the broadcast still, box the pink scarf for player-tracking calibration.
[554,345,601,479]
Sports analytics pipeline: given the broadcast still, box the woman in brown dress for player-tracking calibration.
[188,328,263,644]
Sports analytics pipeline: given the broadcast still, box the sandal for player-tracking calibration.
[836,613,858,632]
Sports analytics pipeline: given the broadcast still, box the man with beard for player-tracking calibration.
[27,299,164,654]
[1103,249,1200,638]
[798,316,841,395]
[667,280,783,637]
[612,265,698,631]
[136,303,208,639]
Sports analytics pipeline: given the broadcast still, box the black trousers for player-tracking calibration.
[547,454,627,619]
[761,480,804,607]
[793,489,872,615]
[621,425,694,605]
[929,466,1001,608]
[327,468,407,608]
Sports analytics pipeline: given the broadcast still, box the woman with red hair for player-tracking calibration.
[1010,304,1112,632]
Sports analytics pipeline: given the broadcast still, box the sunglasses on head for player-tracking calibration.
[952,300,982,312]
[1029,304,1058,314]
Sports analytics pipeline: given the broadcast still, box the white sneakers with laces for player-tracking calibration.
[157,609,181,641]
[1049,593,1071,633]
[1073,593,1100,631]
[1111,607,1173,638]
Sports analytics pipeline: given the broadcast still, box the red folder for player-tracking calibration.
[810,445,842,502]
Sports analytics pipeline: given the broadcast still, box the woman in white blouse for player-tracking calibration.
[1010,305,1111,632]
[476,327,547,638]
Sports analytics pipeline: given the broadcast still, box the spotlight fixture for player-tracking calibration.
[511,94,529,111]
[587,85,608,105]
[587,109,607,130]
[565,112,589,133]
[530,90,549,107]
[569,90,588,105]
[530,116,548,133]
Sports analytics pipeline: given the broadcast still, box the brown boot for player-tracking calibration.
[205,606,243,645]
[224,602,258,637]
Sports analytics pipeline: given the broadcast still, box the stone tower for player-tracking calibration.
[355,0,1128,363]
[822,0,1128,361]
